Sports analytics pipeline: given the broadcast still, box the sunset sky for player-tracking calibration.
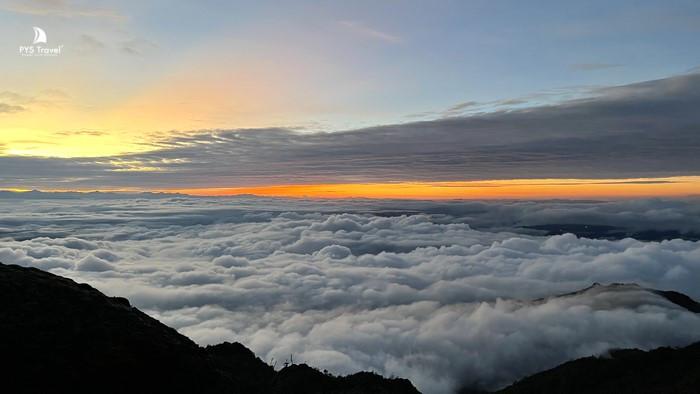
[2,0,700,198]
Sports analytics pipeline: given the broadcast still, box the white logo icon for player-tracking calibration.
[19,26,63,57]
[32,27,47,44]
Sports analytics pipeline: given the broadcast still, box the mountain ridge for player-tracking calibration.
[0,262,419,394]
[495,341,700,394]
[530,281,700,313]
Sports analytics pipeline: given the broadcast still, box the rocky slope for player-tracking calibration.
[0,262,419,394]
[492,283,700,394]
[497,341,700,394]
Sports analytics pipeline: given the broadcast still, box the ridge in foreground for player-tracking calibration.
[0,262,420,394]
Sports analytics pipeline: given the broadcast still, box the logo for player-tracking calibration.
[19,26,63,57]
[32,27,47,44]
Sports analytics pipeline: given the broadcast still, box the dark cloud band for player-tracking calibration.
[2,72,700,189]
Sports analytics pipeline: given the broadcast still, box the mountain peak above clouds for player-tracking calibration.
[532,282,700,313]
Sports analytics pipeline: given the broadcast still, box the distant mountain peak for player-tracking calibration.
[533,282,700,313]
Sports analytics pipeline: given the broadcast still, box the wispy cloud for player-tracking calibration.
[338,20,402,43]
[0,89,70,112]
[0,103,25,114]
[77,34,106,54]
[440,85,598,117]
[443,101,479,116]
[53,130,109,137]
[570,63,623,71]
[120,38,158,56]
[0,0,124,20]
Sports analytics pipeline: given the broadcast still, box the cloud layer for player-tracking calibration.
[1,197,700,393]
[2,72,700,189]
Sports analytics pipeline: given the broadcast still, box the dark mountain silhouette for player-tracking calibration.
[491,283,700,394]
[455,282,700,394]
[0,262,419,394]
[523,223,700,242]
[651,289,700,313]
[496,342,700,394]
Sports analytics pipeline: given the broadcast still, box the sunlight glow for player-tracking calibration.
[169,177,700,199]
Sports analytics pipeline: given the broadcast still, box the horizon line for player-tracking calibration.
[3,176,700,200]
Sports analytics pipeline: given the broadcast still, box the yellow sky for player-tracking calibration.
[0,63,315,157]
[0,25,378,158]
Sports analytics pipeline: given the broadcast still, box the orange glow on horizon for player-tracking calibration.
[169,177,700,199]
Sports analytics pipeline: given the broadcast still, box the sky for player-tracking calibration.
[2,3,700,389]
[1,0,700,197]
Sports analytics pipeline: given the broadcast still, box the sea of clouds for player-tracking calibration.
[1,196,700,393]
